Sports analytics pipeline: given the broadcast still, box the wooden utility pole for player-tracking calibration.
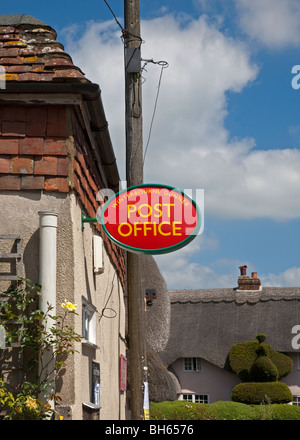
[124,0,145,420]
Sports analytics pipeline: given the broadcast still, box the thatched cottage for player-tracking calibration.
[154,266,300,405]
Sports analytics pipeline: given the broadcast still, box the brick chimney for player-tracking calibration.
[238,265,261,291]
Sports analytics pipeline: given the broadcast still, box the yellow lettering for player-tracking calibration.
[163,203,174,217]
[172,221,182,236]
[117,220,183,239]
[154,203,162,217]
[133,222,143,236]
[143,222,153,236]
[138,204,152,218]
[128,205,136,218]
[118,223,132,237]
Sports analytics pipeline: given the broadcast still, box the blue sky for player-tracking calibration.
[2,1,300,289]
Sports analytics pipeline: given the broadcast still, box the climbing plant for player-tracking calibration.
[0,278,83,420]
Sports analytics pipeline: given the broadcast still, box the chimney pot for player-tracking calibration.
[237,268,261,291]
[239,265,247,276]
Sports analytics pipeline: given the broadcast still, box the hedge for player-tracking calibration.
[231,382,293,405]
[150,400,300,420]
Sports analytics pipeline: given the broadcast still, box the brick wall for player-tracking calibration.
[0,103,69,192]
[71,109,126,285]
[0,102,126,285]
[238,276,261,290]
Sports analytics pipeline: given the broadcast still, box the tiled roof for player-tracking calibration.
[0,15,88,83]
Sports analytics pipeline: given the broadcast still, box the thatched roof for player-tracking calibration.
[139,255,177,401]
[158,287,300,369]
[146,345,178,402]
[141,254,170,352]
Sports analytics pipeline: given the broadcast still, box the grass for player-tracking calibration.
[150,400,300,420]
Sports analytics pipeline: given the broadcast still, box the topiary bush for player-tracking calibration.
[229,335,292,382]
[229,334,293,405]
[249,345,278,382]
[232,382,293,405]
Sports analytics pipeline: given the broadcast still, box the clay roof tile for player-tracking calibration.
[0,14,89,84]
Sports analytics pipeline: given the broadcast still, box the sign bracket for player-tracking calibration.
[81,210,98,231]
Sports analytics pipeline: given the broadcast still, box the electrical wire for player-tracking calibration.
[127,59,169,180]
[98,270,117,321]
[104,0,143,45]
[103,0,123,31]
[142,60,169,166]
[103,0,169,173]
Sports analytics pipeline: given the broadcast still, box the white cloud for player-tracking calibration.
[64,13,300,222]
[63,13,300,289]
[262,267,300,287]
[234,0,300,49]
[156,238,300,289]
[154,236,241,289]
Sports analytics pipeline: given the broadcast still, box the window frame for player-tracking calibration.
[82,299,97,346]
[183,357,202,372]
[181,393,209,404]
[292,395,300,406]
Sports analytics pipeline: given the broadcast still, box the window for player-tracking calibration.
[82,300,97,346]
[183,357,201,372]
[292,396,300,406]
[181,393,209,404]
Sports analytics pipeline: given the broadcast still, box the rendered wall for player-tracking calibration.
[282,353,300,398]
[172,357,240,403]
[70,193,126,420]
[0,190,127,419]
[172,354,300,404]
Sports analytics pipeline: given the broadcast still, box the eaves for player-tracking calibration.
[0,82,120,193]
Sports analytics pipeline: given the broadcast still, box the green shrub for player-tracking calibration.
[150,400,212,420]
[150,400,300,420]
[208,401,259,420]
[269,350,293,379]
[228,341,258,381]
[270,404,300,420]
[229,337,292,382]
[232,382,293,405]
[256,334,266,343]
[250,356,278,382]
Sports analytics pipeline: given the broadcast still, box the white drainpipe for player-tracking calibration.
[38,211,58,407]
[39,211,58,320]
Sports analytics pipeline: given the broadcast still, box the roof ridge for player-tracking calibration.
[0,14,50,28]
[0,17,89,83]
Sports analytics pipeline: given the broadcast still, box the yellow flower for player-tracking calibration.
[25,397,38,410]
[61,299,77,311]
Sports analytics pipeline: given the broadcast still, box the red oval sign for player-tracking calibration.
[100,184,201,254]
